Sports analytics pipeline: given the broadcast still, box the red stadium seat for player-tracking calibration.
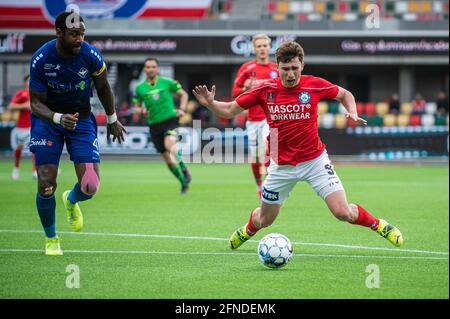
[346,117,358,127]
[365,102,376,116]
[95,112,107,125]
[218,116,231,126]
[233,112,246,128]
[356,102,365,115]
[409,115,421,126]
[267,0,277,13]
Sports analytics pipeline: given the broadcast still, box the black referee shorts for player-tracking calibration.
[149,116,179,153]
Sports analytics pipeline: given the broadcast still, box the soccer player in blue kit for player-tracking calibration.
[29,11,126,255]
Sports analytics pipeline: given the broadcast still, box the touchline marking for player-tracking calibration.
[0,229,448,256]
[0,248,447,260]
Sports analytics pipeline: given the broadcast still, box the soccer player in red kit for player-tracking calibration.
[8,74,37,180]
[232,34,278,198]
[193,41,403,249]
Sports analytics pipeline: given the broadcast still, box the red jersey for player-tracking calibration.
[236,75,339,166]
[232,60,278,121]
[11,88,31,128]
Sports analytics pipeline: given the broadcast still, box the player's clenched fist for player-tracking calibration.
[60,112,79,130]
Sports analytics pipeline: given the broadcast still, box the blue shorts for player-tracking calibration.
[30,113,100,166]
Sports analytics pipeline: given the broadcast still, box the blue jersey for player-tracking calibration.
[29,39,106,117]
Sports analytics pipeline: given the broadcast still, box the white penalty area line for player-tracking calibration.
[0,248,447,261]
[0,229,448,256]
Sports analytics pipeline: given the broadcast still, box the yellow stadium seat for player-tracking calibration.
[315,1,325,13]
[359,1,370,13]
[272,13,286,20]
[11,111,19,121]
[400,102,412,114]
[0,111,12,122]
[179,113,192,125]
[331,13,344,21]
[335,114,346,128]
[383,114,397,127]
[409,1,420,12]
[421,1,432,12]
[186,101,197,113]
[376,102,389,116]
[318,102,328,115]
[277,1,289,13]
[397,114,410,126]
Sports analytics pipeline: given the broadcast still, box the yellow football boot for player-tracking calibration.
[376,219,404,247]
[229,224,253,250]
[45,236,63,256]
[62,190,83,232]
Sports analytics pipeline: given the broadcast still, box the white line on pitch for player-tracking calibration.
[0,248,447,260]
[0,229,448,256]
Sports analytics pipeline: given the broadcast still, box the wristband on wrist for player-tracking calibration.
[107,113,117,124]
[53,113,62,124]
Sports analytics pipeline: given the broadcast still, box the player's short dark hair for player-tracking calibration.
[144,57,159,66]
[24,74,30,82]
[55,11,84,31]
[275,41,304,64]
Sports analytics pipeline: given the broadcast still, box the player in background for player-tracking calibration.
[133,58,191,194]
[232,34,278,198]
[8,74,37,180]
[29,11,126,255]
[193,41,403,250]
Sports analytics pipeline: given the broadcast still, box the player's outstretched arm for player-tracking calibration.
[192,85,244,119]
[8,101,31,111]
[334,87,367,126]
[93,70,126,143]
[30,90,79,130]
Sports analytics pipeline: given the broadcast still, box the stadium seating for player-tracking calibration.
[368,115,384,126]
[400,102,412,114]
[233,112,247,128]
[376,102,389,116]
[95,112,107,125]
[327,102,340,114]
[364,102,377,116]
[421,114,435,127]
[397,114,410,126]
[435,115,447,126]
[425,102,437,114]
[261,0,449,21]
[334,113,346,128]
[409,114,422,126]
[383,114,397,127]
[356,102,365,115]
[318,101,328,115]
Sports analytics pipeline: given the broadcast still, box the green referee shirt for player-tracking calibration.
[133,76,182,125]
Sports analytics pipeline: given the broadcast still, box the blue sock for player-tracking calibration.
[36,193,56,238]
[68,182,92,205]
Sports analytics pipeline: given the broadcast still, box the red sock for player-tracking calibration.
[14,148,22,168]
[251,163,262,187]
[245,208,260,235]
[351,204,379,230]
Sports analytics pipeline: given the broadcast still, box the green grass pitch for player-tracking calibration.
[0,158,448,298]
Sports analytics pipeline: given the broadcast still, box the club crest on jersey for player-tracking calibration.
[78,67,88,78]
[299,92,310,103]
[270,71,278,78]
[266,92,276,103]
[44,0,147,20]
